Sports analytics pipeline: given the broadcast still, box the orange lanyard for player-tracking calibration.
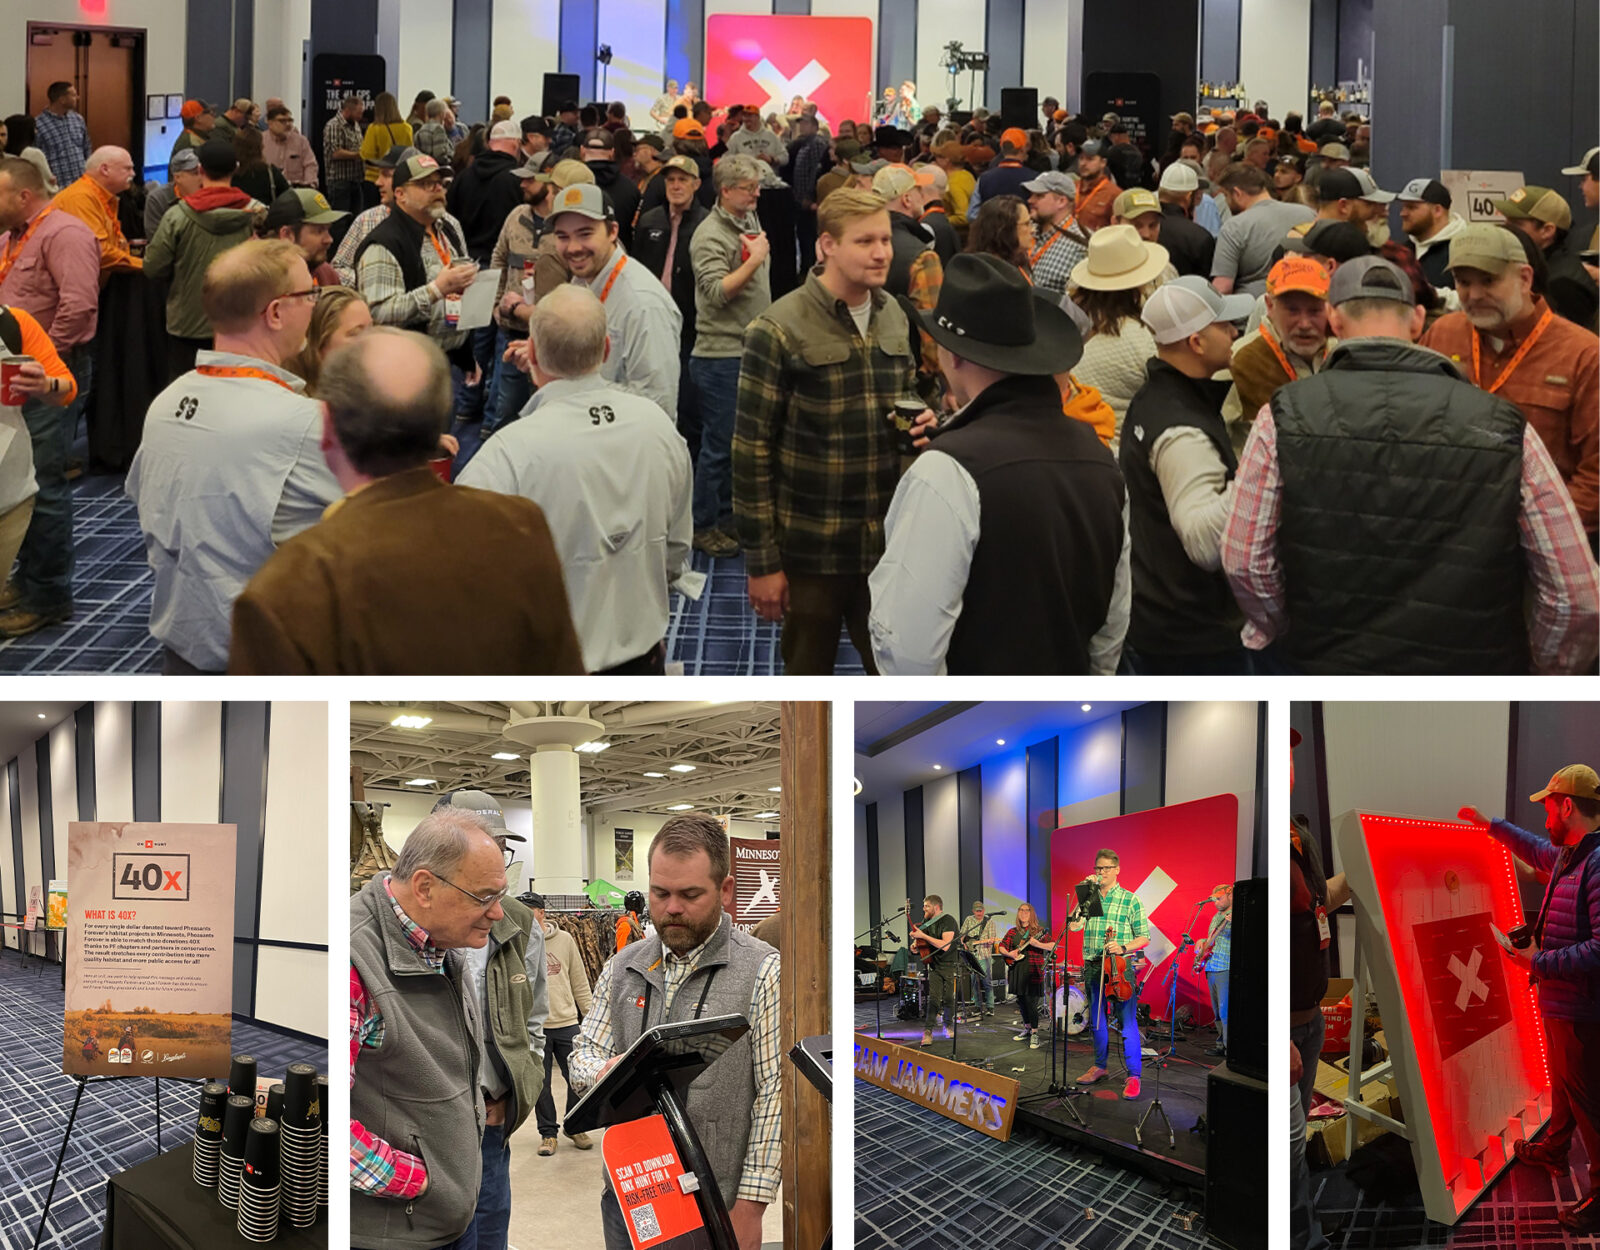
[1471,307,1553,394]
[597,253,629,304]
[1261,324,1304,383]
[1028,221,1072,268]
[427,226,453,271]
[195,364,296,392]
[0,207,55,284]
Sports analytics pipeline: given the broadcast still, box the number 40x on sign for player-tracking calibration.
[112,853,191,901]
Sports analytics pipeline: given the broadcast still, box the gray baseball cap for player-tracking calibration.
[168,148,200,177]
[1142,275,1255,344]
[433,789,522,840]
[1022,171,1077,196]
[1345,166,1395,203]
[1327,256,1415,306]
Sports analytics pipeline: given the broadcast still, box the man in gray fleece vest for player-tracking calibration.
[572,813,781,1249]
[350,807,507,1250]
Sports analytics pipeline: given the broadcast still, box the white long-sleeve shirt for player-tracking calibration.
[458,372,692,672]
[577,246,683,419]
[867,449,1132,675]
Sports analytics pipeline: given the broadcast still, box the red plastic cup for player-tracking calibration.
[0,356,34,406]
[740,232,761,262]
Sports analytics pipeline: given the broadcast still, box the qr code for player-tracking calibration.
[630,1203,662,1241]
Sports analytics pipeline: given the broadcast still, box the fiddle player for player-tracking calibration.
[960,901,1000,1016]
[998,902,1056,1048]
[1069,848,1149,1099]
[908,894,959,1046]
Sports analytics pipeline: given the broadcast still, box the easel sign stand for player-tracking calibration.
[1333,809,1551,1226]
[565,1014,751,1250]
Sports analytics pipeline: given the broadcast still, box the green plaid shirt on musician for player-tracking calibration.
[1081,884,1148,968]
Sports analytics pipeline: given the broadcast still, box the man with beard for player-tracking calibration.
[1460,765,1600,1235]
[635,156,710,461]
[1228,257,1335,433]
[1493,185,1598,330]
[354,153,478,354]
[547,182,681,418]
[1072,138,1120,233]
[1309,167,1394,248]
[331,146,465,285]
[576,128,642,249]
[1422,223,1598,551]
[572,814,780,1250]
[260,188,348,286]
[1397,177,1465,294]
[1022,169,1086,297]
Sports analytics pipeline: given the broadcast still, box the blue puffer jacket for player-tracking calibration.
[1492,820,1600,1022]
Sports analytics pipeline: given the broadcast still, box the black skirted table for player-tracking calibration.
[86,271,174,473]
[102,1139,325,1250]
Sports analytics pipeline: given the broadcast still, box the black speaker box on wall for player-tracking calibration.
[1205,1063,1267,1249]
[541,73,582,118]
[1000,87,1038,132]
[1226,877,1265,1081]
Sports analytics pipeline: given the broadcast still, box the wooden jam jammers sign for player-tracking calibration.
[853,1032,1020,1141]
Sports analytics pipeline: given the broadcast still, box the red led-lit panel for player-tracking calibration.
[1049,794,1238,1025]
[1342,811,1549,1223]
[704,16,875,136]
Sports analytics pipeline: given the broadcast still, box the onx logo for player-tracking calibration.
[112,853,191,901]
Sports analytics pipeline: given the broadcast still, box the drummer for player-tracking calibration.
[959,900,1000,1016]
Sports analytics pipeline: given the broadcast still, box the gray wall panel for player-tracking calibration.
[221,702,272,1017]
[75,705,96,824]
[1201,0,1241,86]
[452,0,494,123]
[132,703,160,824]
[987,0,1026,112]
[879,0,918,110]
[1120,703,1166,816]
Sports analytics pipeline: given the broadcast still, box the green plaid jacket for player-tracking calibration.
[732,269,918,578]
[1081,884,1148,966]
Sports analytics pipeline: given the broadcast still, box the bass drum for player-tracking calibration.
[1054,984,1090,1034]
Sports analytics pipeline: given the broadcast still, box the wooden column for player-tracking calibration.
[779,702,830,1250]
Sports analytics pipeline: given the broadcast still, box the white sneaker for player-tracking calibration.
[1013,1030,1031,1042]
[1030,1033,1043,1049]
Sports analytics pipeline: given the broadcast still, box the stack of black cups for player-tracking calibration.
[315,1074,330,1221]
[192,1082,228,1188]
[264,1082,286,1125]
[228,1054,259,1102]
[218,1095,256,1210]
[279,1062,321,1228]
[238,1118,282,1243]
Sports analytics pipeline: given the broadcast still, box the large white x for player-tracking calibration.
[749,867,779,910]
[748,58,833,127]
[1447,947,1489,1011]
[1130,866,1177,968]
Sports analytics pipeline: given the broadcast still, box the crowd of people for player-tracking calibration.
[0,80,1595,673]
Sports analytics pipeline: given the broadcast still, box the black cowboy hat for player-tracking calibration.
[913,253,1084,376]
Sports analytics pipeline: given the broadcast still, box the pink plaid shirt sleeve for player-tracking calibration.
[1517,425,1600,674]
[1220,404,1286,651]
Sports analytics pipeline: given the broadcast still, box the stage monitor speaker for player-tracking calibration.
[1205,1064,1267,1250]
[1227,877,1266,1081]
[1000,87,1038,132]
[541,73,582,119]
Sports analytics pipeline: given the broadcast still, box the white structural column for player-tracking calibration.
[491,0,562,127]
[1238,0,1311,122]
[529,749,586,893]
[599,0,669,124]
[1022,0,1071,109]
[916,0,988,121]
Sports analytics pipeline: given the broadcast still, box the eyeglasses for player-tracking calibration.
[433,871,509,912]
[271,287,322,309]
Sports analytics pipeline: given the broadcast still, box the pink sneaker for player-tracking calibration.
[1122,1077,1141,1100]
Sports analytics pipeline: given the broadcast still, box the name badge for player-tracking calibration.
[1315,904,1330,949]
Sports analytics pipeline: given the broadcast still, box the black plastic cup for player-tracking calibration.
[242,1117,281,1187]
[196,1081,229,1142]
[228,1054,259,1099]
[314,1074,328,1130]
[319,1092,328,1211]
[282,1062,317,1129]
[218,1155,244,1210]
[222,1095,256,1156]
[264,1082,285,1125]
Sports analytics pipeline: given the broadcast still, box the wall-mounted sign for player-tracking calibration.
[853,1032,1020,1141]
[1440,171,1527,223]
[730,837,780,931]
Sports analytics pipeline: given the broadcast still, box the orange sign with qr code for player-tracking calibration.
[600,1115,705,1248]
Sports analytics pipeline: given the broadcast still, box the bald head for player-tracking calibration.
[320,326,451,477]
[86,146,137,194]
[529,285,608,379]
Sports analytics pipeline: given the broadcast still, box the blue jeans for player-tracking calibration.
[1290,1078,1332,1250]
[486,326,532,436]
[688,355,740,531]
[1086,970,1142,1076]
[457,1122,511,1250]
[1289,1008,1324,1117]
[15,345,90,612]
[453,322,499,421]
[1208,968,1229,1047]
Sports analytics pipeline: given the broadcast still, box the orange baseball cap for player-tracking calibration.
[1001,127,1028,152]
[672,118,705,139]
[1266,255,1330,299]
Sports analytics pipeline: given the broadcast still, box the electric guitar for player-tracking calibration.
[1001,927,1049,963]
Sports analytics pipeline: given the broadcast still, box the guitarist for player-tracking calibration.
[1195,883,1233,1056]
[908,895,959,1046]
[998,902,1056,1048]
[1069,848,1150,1099]
[959,902,1000,1016]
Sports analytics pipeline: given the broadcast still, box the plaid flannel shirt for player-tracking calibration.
[1000,925,1055,985]
[790,134,831,207]
[1221,406,1600,674]
[355,218,470,350]
[1203,911,1232,973]
[34,109,91,185]
[732,270,917,577]
[349,877,442,1199]
[322,114,366,185]
[1029,219,1087,297]
[571,928,783,1205]
[1080,884,1148,967]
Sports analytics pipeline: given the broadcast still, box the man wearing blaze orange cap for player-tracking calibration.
[965,127,1036,222]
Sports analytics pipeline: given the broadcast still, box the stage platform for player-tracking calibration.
[855,993,1219,1190]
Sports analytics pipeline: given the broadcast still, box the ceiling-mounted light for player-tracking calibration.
[643,771,666,778]
[667,803,694,811]
[754,811,779,819]
[390,714,432,729]
[996,738,1005,745]
[1081,704,1092,712]
[37,713,47,719]
[405,777,435,786]
[669,764,696,773]
[574,741,611,754]
[768,785,781,793]
[853,777,862,795]
[932,764,942,771]
[492,752,519,761]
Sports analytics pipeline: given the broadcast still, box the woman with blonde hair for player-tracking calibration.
[359,92,413,207]
[284,287,372,395]
[999,903,1057,1048]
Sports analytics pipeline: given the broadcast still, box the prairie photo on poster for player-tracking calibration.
[63,821,237,1079]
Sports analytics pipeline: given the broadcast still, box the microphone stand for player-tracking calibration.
[856,908,908,1040]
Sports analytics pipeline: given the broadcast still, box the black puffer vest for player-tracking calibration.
[1271,339,1530,674]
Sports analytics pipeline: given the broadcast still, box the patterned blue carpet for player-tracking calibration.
[0,471,865,676]
[0,952,327,1250]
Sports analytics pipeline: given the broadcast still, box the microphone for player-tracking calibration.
[883,931,901,943]
[1195,897,1217,906]
[985,909,1009,917]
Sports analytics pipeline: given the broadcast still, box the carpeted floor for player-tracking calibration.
[0,951,328,1250]
[0,469,866,676]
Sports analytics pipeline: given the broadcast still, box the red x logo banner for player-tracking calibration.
[1412,911,1513,1062]
[704,16,875,133]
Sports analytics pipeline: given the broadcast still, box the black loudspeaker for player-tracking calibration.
[1205,1063,1267,1250]
[1226,877,1266,1081]
[541,73,582,118]
[1000,87,1038,132]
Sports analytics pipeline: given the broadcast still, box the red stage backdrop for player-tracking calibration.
[704,16,874,133]
[1049,793,1238,1025]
